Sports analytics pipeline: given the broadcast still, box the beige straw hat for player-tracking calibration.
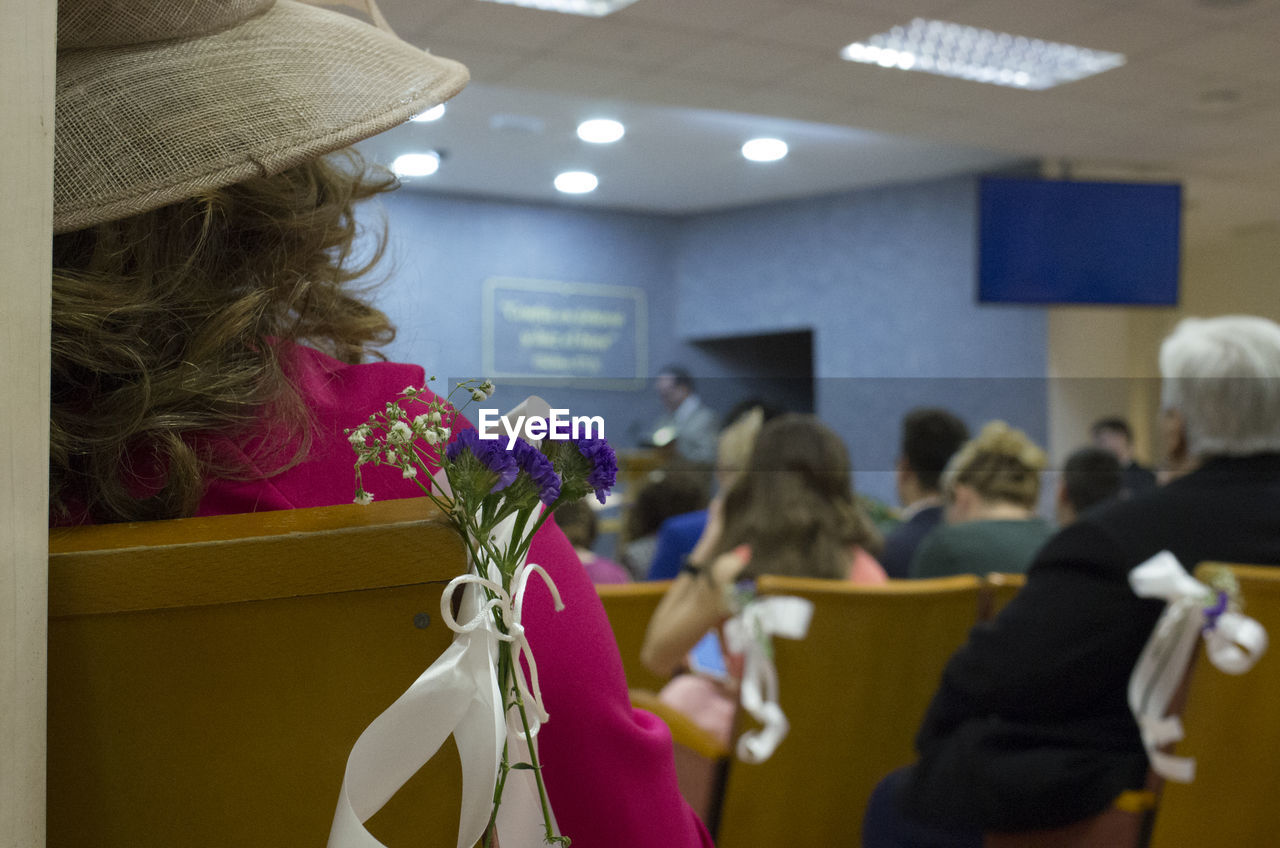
[54,0,469,234]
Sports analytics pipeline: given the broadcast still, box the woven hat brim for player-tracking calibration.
[54,0,468,234]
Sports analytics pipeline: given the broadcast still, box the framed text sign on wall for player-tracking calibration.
[481,277,648,389]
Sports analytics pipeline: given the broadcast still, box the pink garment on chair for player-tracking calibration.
[198,343,712,848]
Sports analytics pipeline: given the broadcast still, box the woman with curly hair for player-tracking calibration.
[49,2,712,845]
[908,420,1052,579]
[640,414,886,743]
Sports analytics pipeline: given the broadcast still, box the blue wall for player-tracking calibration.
[676,176,1048,501]
[370,177,1049,504]
[371,191,706,447]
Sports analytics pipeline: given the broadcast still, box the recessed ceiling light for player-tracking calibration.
[410,104,446,123]
[577,118,626,144]
[476,0,640,16]
[554,171,599,194]
[840,19,1125,90]
[741,138,788,163]
[392,152,441,178]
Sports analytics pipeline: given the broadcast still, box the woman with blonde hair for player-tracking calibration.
[908,420,1052,579]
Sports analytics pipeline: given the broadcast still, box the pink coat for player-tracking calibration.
[199,344,712,848]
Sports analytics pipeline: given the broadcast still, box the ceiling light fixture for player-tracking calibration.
[410,104,446,123]
[554,171,599,194]
[476,0,640,17]
[577,118,626,144]
[840,19,1125,90]
[741,138,788,163]
[392,152,441,178]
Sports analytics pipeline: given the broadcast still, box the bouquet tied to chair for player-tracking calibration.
[330,379,616,848]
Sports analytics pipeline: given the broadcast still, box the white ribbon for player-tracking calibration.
[328,512,564,848]
[722,595,814,764]
[1128,551,1269,782]
[440,559,565,735]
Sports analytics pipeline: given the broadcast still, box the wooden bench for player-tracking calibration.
[48,499,467,848]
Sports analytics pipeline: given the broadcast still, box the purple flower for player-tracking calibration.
[512,438,561,505]
[1202,590,1230,633]
[446,428,518,494]
[574,437,617,504]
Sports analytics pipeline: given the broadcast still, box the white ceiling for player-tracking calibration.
[364,0,1280,242]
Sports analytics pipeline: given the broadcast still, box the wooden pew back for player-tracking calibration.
[48,499,467,848]
[1148,563,1280,848]
[713,574,985,847]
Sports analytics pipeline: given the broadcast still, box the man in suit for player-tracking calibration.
[1092,416,1159,498]
[880,409,970,579]
[651,366,719,463]
[864,315,1280,847]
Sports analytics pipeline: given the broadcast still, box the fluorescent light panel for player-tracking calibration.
[475,0,640,16]
[840,19,1125,90]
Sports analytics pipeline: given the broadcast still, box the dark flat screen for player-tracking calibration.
[978,177,1181,305]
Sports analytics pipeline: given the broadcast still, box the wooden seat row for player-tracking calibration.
[600,566,1280,848]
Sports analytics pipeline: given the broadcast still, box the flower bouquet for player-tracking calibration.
[328,379,616,848]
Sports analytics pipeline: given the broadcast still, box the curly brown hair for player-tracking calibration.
[712,414,881,580]
[51,150,398,524]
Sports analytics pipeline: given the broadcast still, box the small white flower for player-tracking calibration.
[413,413,430,430]
[402,465,418,479]
[388,420,413,444]
[354,490,374,506]
[479,380,495,397]
[385,450,398,465]
[347,426,369,446]
[423,429,443,445]
[400,385,417,396]
[471,388,487,402]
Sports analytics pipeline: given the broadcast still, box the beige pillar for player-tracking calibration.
[1,0,56,845]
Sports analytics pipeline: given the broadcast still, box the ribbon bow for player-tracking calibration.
[440,559,565,735]
[1128,551,1269,782]
[328,512,563,848]
[723,595,814,764]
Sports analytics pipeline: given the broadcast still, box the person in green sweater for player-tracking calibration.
[909,420,1052,579]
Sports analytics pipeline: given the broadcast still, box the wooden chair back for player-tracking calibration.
[47,499,467,848]
[1148,563,1280,848]
[713,574,985,847]
[596,580,675,692]
[979,572,1026,621]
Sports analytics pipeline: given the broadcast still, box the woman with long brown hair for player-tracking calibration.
[640,414,886,742]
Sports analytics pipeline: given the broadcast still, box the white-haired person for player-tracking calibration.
[863,314,1280,847]
[49,2,712,846]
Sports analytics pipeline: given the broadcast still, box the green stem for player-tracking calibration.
[510,678,568,845]
[481,738,511,848]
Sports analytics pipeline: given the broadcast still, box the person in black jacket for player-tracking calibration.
[863,315,1280,847]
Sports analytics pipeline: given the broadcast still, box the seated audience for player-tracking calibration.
[618,465,710,579]
[641,414,885,744]
[555,497,630,585]
[49,4,711,844]
[864,315,1280,847]
[880,408,970,578]
[1091,415,1158,498]
[1055,445,1123,527]
[647,401,778,580]
[908,421,1052,579]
